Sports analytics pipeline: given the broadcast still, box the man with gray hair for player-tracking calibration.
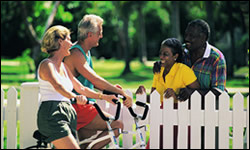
[64,14,133,149]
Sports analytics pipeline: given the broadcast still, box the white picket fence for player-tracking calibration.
[1,82,249,149]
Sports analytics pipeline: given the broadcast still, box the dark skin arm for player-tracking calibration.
[135,86,157,103]
[136,79,200,103]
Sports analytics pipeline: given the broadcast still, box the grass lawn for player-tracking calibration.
[1,57,249,92]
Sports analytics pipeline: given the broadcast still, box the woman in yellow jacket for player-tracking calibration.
[136,38,200,149]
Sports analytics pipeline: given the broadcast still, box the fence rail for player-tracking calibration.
[1,82,249,149]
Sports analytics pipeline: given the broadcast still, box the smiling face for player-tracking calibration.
[159,46,178,67]
[59,35,73,57]
[89,24,103,48]
[184,26,206,52]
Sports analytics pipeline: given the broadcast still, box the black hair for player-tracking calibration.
[161,38,183,63]
[187,19,210,41]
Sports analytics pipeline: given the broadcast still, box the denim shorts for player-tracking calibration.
[37,101,77,143]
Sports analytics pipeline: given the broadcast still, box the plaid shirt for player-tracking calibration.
[183,42,227,91]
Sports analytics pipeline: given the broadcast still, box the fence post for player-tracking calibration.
[204,91,216,149]
[218,92,230,149]
[6,87,18,149]
[149,91,161,149]
[1,88,4,149]
[190,91,202,149]
[247,96,249,149]
[233,92,244,149]
[177,98,189,149]
[163,97,175,149]
[19,82,40,149]
[122,90,134,148]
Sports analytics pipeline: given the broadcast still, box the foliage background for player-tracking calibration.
[1,1,249,92]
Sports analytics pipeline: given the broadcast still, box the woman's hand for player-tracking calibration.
[103,94,118,105]
[135,85,146,95]
[164,88,177,100]
[76,95,88,105]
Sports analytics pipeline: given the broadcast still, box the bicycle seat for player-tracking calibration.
[33,130,48,142]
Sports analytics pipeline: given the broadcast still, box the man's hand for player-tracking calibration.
[115,84,123,90]
[164,88,177,100]
[177,88,195,101]
[136,85,146,95]
[123,94,133,108]
[115,84,132,107]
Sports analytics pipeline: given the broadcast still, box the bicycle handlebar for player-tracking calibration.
[70,98,121,121]
[103,90,149,120]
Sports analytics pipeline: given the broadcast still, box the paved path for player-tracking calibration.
[226,87,249,93]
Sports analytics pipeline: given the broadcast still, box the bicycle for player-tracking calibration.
[78,96,122,149]
[120,100,149,149]
[78,91,149,149]
[99,90,150,149]
[25,130,51,149]
[25,91,149,149]
[25,97,121,149]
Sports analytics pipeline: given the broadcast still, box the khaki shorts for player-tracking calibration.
[37,101,77,143]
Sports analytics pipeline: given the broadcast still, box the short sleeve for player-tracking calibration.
[152,73,158,88]
[182,65,197,86]
[211,57,226,91]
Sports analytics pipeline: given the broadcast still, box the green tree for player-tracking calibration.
[18,1,76,76]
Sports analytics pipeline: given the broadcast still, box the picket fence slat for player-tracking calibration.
[219,92,230,149]
[149,90,161,149]
[1,88,4,149]
[1,83,249,149]
[204,91,217,149]
[6,87,18,149]
[190,91,203,149]
[177,98,189,149]
[163,97,175,149]
[19,82,40,149]
[247,96,249,149]
[122,90,134,148]
[233,92,245,149]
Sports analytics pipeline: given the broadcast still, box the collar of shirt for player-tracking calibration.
[160,63,178,79]
[203,41,211,58]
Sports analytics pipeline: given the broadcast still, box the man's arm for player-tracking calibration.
[64,48,132,107]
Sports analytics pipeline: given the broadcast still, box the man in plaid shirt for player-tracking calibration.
[180,19,227,149]
[179,19,227,100]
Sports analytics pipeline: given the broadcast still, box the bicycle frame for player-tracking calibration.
[121,101,149,149]
[77,98,121,149]
[78,118,120,149]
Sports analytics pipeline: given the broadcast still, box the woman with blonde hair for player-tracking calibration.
[37,25,117,149]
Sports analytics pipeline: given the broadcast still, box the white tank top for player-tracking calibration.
[38,60,73,103]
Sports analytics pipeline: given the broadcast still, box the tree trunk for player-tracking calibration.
[20,1,61,77]
[205,1,215,44]
[121,14,132,75]
[170,1,181,41]
[138,5,147,64]
[226,1,235,77]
